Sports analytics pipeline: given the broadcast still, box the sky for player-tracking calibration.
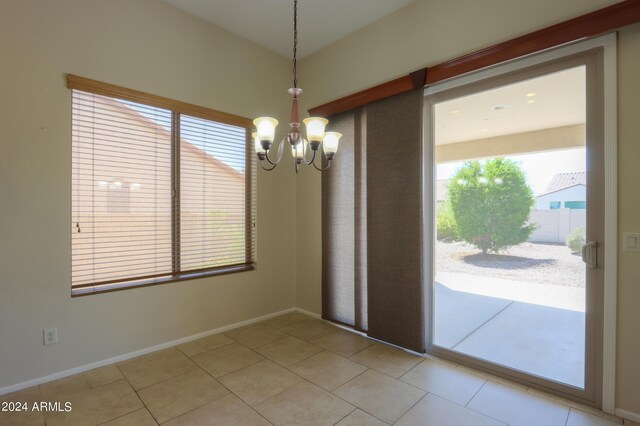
[436,147,586,195]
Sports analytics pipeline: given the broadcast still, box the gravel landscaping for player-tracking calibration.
[436,240,585,288]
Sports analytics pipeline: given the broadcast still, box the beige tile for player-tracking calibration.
[138,369,229,423]
[457,364,528,391]
[311,330,375,358]
[396,393,505,426]
[176,333,234,357]
[467,380,570,426]
[255,381,354,426]
[192,343,264,378]
[225,324,288,349]
[218,359,303,406]
[265,312,316,329]
[566,409,623,426]
[164,394,271,426]
[290,351,368,391]
[254,336,323,367]
[102,408,157,426]
[281,320,339,341]
[400,358,486,405]
[39,365,123,399]
[334,409,388,426]
[44,379,143,426]
[349,343,422,378]
[333,369,425,424]
[528,387,622,423]
[85,365,125,388]
[118,349,198,390]
[0,386,45,426]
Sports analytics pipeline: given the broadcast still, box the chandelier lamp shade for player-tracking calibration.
[253,0,341,173]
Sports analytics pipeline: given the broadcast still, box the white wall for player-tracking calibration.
[536,185,586,209]
[529,209,586,244]
[0,0,295,390]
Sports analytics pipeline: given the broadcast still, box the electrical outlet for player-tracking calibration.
[44,327,58,346]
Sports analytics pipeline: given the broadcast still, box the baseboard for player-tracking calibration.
[616,408,640,423]
[0,307,295,396]
[294,307,321,319]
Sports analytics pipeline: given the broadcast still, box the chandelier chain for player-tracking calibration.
[293,0,298,88]
[253,0,340,173]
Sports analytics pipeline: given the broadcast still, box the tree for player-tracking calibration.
[436,200,459,241]
[448,158,535,254]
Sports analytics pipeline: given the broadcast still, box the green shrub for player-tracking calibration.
[448,158,535,254]
[436,201,459,241]
[566,227,586,253]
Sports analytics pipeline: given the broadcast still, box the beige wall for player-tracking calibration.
[615,23,640,416]
[296,0,640,415]
[0,0,295,389]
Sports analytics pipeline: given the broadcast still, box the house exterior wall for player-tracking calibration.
[536,185,587,210]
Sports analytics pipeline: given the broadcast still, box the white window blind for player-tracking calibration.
[71,85,255,295]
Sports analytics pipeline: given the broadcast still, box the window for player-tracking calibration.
[549,201,561,209]
[70,75,256,295]
[564,201,586,209]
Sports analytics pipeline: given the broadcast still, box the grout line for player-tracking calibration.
[204,337,312,420]
[331,407,358,426]
[395,391,430,424]
[193,362,276,426]
[213,354,267,381]
[327,369,392,425]
[179,338,278,426]
[450,301,515,350]
[465,379,488,408]
[564,406,572,426]
[96,408,152,426]
[115,364,159,425]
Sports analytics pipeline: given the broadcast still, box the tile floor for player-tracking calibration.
[0,312,630,425]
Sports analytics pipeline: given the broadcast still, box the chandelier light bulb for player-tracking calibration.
[253,117,278,150]
[253,132,266,161]
[322,132,342,159]
[303,117,328,144]
[291,140,307,163]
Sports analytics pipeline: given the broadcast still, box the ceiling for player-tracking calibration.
[435,66,586,145]
[162,0,415,58]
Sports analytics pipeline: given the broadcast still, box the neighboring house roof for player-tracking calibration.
[538,172,586,197]
[101,95,245,184]
[436,179,450,202]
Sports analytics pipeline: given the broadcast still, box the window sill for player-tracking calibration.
[71,264,255,297]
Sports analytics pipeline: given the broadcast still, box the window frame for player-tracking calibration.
[68,75,256,296]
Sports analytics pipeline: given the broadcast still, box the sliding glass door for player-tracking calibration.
[425,50,604,405]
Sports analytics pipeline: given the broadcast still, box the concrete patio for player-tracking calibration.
[433,272,585,388]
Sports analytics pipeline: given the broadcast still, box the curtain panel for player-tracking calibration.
[322,89,425,352]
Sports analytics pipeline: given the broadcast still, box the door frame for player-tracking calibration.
[421,34,617,412]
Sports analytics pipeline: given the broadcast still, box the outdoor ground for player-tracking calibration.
[434,240,586,387]
[436,240,584,287]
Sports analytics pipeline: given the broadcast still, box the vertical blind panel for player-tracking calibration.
[180,115,255,272]
[322,112,357,327]
[353,111,368,332]
[366,89,425,352]
[72,91,173,287]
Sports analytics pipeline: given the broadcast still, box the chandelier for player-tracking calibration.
[252,0,341,173]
